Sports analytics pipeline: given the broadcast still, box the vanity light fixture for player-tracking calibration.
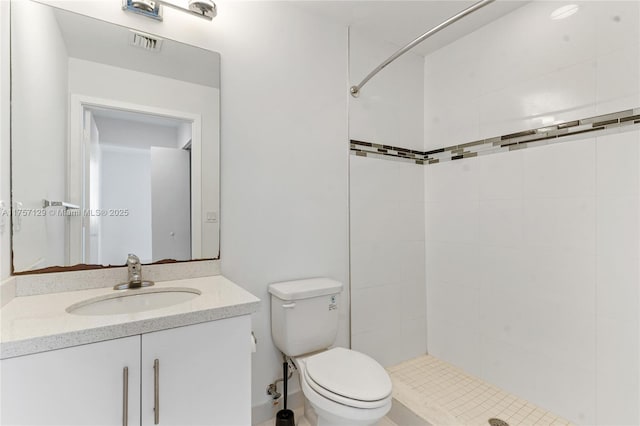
[550,4,579,20]
[123,0,216,22]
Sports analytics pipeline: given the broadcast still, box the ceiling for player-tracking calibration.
[295,1,529,56]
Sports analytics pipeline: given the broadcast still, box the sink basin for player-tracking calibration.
[66,287,201,316]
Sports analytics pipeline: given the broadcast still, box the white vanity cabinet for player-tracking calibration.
[140,316,251,426]
[0,336,141,426]
[1,315,251,426]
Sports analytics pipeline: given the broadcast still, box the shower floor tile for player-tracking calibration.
[387,355,574,426]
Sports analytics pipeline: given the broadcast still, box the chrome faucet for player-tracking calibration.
[113,253,154,290]
[127,253,142,284]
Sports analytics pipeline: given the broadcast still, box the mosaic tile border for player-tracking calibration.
[350,107,640,165]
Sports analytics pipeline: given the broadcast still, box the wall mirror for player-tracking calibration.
[10,0,220,273]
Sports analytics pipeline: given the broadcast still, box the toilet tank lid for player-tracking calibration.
[268,278,343,301]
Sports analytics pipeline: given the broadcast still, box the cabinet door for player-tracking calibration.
[141,316,251,426]
[1,336,141,426]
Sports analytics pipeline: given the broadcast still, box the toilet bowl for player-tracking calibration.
[268,278,392,426]
[294,347,392,426]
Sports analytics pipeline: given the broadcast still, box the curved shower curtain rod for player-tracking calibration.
[350,0,495,97]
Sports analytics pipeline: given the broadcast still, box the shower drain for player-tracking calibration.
[488,418,510,426]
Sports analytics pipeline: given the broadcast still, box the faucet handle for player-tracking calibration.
[127,253,142,284]
[127,253,140,265]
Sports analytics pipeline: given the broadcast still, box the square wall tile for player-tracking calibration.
[351,240,425,290]
[351,284,401,335]
[596,46,640,114]
[425,159,480,203]
[596,130,640,198]
[597,196,639,259]
[478,61,597,140]
[426,199,480,245]
[352,327,406,368]
[478,150,524,200]
[478,199,524,248]
[523,138,596,198]
[596,317,640,426]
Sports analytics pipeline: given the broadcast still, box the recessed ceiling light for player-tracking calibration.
[550,4,579,20]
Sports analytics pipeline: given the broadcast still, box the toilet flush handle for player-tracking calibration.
[282,303,296,309]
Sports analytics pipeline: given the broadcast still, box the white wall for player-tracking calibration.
[10,0,68,271]
[7,1,351,418]
[424,2,640,424]
[217,4,348,414]
[0,1,10,280]
[100,145,152,265]
[349,29,426,367]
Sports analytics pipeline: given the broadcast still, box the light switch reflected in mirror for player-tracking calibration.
[10,0,220,273]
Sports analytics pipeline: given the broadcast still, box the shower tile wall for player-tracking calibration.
[349,29,426,367]
[423,1,640,425]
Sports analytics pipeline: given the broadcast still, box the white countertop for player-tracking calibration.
[1,275,260,359]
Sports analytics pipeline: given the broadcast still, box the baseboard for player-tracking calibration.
[252,391,304,425]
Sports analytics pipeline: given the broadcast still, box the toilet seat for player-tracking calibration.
[300,348,392,409]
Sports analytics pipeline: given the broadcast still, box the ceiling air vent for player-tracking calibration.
[129,30,163,52]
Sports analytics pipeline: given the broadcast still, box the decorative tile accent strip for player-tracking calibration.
[350,107,640,165]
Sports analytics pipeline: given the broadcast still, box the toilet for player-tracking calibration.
[269,278,392,426]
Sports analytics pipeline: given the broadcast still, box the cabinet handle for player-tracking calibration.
[154,359,160,424]
[122,367,129,426]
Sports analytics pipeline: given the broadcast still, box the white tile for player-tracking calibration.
[350,155,400,203]
[478,199,524,248]
[352,199,424,243]
[523,196,596,251]
[474,1,596,95]
[549,139,596,197]
[596,130,640,198]
[351,284,401,335]
[478,150,523,200]
[350,29,424,151]
[400,278,427,322]
[424,35,483,104]
[596,46,640,114]
[425,199,480,245]
[522,246,596,313]
[401,316,427,360]
[424,99,479,149]
[350,240,424,290]
[425,159,480,203]
[554,197,596,251]
[426,278,481,375]
[523,138,596,198]
[425,242,479,287]
[426,319,482,376]
[594,1,640,56]
[478,62,597,140]
[597,196,639,259]
[394,162,425,202]
[477,245,526,296]
[523,197,557,247]
[352,327,405,368]
[596,254,639,321]
[596,317,640,426]
[350,159,425,204]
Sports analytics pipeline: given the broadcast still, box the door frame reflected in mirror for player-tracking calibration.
[68,95,203,265]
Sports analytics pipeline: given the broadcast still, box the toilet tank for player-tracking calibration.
[269,278,343,357]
